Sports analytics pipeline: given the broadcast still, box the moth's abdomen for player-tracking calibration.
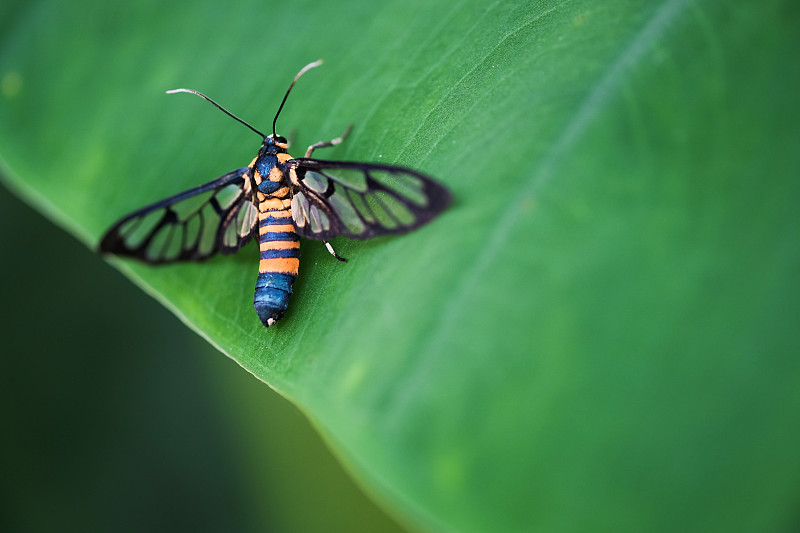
[253,201,299,327]
[254,270,295,327]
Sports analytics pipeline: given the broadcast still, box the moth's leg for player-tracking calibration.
[305,124,353,158]
[324,240,348,262]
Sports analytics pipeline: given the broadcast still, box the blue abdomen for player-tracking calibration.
[254,271,296,327]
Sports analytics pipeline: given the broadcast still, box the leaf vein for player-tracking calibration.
[390,0,695,413]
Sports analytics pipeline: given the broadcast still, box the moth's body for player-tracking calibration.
[250,136,300,326]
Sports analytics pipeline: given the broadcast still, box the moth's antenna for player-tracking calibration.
[166,88,267,138]
[273,59,323,137]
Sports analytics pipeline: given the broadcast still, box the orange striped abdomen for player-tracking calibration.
[253,204,300,327]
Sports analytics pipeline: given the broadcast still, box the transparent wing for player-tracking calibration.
[289,159,451,240]
[99,167,258,263]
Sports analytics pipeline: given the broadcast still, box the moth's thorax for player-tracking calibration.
[255,152,293,185]
[253,135,294,195]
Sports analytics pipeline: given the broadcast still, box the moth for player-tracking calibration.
[99,60,451,328]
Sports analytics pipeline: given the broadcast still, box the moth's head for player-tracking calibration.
[262,134,289,153]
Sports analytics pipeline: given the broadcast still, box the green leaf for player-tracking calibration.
[2,0,799,532]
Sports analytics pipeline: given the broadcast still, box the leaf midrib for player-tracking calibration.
[387,0,694,416]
